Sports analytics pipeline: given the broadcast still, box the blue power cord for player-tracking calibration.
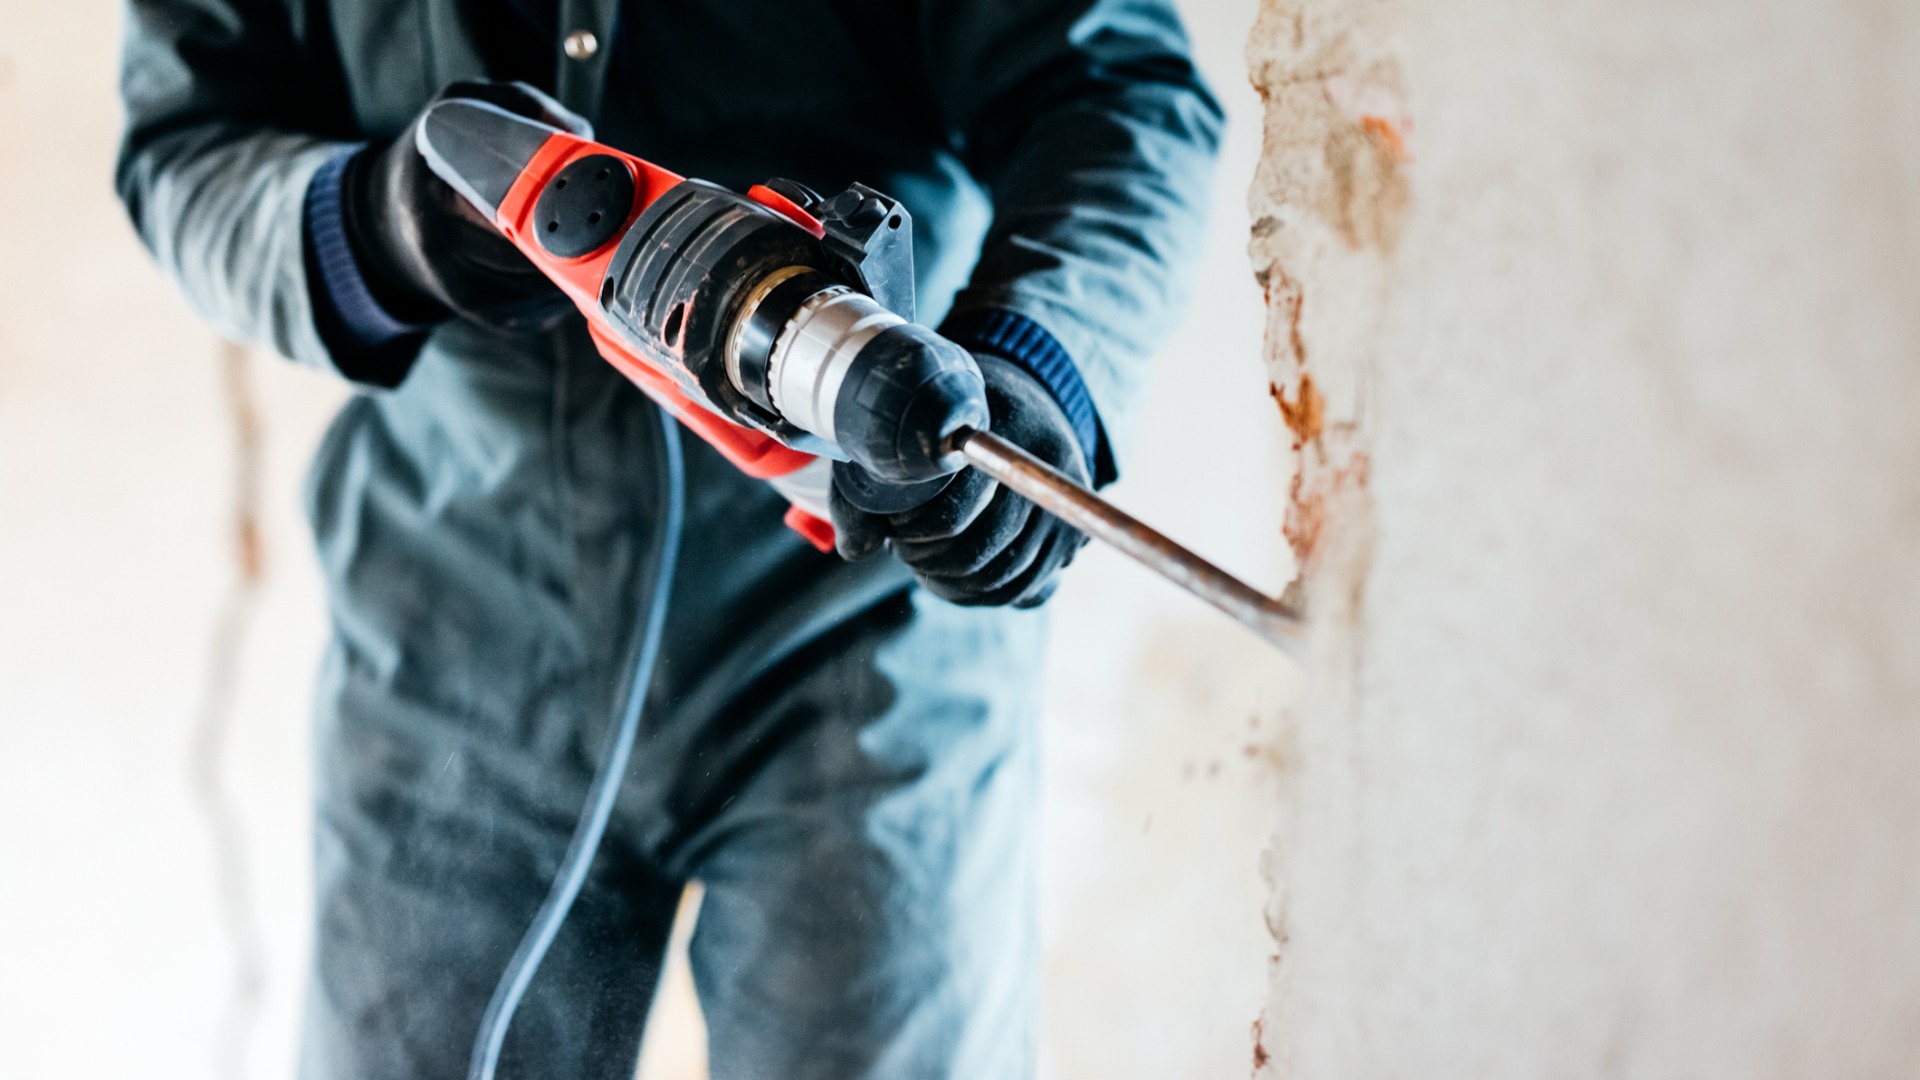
[468,409,685,1080]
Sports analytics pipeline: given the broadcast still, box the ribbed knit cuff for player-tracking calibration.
[302,145,430,387]
[940,307,1116,487]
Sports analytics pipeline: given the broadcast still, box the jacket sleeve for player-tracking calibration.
[115,0,364,377]
[922,0,1224,484]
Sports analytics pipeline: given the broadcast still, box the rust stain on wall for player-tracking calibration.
[1247,1,1403,576]
[1283,446,1370,563]
[1271,372,1325,447]
[1324,73,1414,252]
[1324,119,1411,252]
[1360,115,1408,161]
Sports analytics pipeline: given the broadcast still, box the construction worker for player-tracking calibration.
[117,1,1220,1076]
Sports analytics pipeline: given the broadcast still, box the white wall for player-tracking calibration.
[0,2,1290,1078]
[0,5,345,1076]
[1249,0,1920,1074]
[1037,0,1295,1076]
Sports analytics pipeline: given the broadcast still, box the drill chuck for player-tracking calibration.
[750,282,906,441]
[822,318,986,483]
[726,267,986,483]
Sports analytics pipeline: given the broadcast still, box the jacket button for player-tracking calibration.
[563,30,598,60]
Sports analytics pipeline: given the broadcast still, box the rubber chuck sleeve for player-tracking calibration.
[832,323,989,483]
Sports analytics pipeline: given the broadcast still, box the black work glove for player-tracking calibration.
[341,81,593,333]
[831,354,1091,608]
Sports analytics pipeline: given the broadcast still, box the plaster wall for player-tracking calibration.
[1248,1,1920,1075]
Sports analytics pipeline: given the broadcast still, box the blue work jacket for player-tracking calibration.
[115,0,1222,732]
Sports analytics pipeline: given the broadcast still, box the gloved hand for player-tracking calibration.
[341,81,593,332]
[831,354,1090,608]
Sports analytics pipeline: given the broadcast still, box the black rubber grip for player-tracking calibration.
[534,154,636,259]
[832,323,988,483]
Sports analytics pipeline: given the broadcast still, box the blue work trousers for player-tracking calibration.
[295,331,1046,1079]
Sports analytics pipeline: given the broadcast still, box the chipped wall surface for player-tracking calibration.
[1249,0,1920,1075]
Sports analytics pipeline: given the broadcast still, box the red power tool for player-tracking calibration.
[418,99,1303,649]
[417,98,984,552]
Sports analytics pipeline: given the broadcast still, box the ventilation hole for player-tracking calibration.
[887,214,903,230]
[662,303,685,344]
[587,211,602,225]
[546,220,559,233]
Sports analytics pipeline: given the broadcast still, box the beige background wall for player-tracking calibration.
[1249,0,1920,1075]
[0,2,1287,1078]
